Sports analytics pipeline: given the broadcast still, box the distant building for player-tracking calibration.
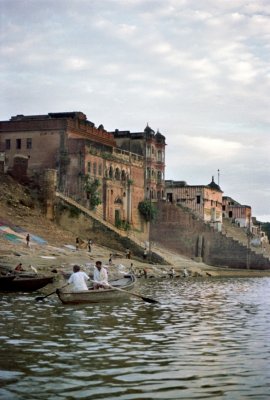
[112,124,166,201]
[165,177,223,230]
[222,196,252,229]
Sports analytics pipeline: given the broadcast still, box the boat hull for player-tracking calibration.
[57,275,136,304]
[0,276,54,292]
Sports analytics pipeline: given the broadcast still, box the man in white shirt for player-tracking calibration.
[68,265,89,291]
[93,261,108,289]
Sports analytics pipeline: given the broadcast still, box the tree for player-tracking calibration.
[138,200,157,222]
[83,175,102,210]
[261,222,270,241]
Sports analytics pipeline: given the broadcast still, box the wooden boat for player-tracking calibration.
[0,274,54,292]
[56,274,136,304]
[0,275,15,285]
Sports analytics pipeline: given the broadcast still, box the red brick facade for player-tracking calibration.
[0,112,147,230]
[165,177,223,230]
[112,125,166,201]
[222,196,251,228]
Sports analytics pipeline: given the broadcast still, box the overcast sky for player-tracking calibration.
[1,0,270,221]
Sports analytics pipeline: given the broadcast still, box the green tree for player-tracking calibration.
[261,222,270,240]
[138,200,157,222]
[84,175,102,210]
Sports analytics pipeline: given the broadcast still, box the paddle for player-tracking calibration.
[35,284,69,301]
[90,278,159,304]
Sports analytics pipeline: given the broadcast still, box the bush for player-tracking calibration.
[138,200,157,222]
[84,175,102,210]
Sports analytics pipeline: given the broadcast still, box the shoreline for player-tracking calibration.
[1,237,270,283]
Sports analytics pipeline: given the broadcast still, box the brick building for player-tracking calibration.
[0,112,145,229]
[112,125,166,201]
[222,196,252,229]
[165,177,223,230]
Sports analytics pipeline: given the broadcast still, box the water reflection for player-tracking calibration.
[0,278,270,399]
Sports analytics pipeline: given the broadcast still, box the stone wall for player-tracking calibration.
[43,169,57,220]
[150,202,270,270]
[55,201,166,264]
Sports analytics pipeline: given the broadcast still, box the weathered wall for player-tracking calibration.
[150,202,270,270]
[55,201,166,264]
[0,129,62,175]
[43,169,57,220]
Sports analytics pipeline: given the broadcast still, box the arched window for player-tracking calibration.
[115,167,120,180]
[98,163,102,176]
[87,161,91,174]
[121,170,126,181]
[109,166,113,179]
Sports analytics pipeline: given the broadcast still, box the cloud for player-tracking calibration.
[1,0,270,220]
[182,136,244,159]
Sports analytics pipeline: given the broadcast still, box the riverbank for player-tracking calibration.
[1,230,270,292]
[1,174,270,284]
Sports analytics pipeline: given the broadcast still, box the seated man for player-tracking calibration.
[68,265,89,291]
[93,261,108,289]
[15,263,25,272]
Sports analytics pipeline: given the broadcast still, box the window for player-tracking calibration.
[16,139,21,149]
[196,195,201,204]
[93,162,97,176]
[115,168,120,180]
[5,139,11,150]
[26,138,32,149]
[87,162,91,174]
[98,163,102,176]
[109,166,113,178]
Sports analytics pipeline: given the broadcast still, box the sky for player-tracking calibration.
[1,0,270,221]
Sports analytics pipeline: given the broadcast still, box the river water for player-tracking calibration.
[0,277,270,400]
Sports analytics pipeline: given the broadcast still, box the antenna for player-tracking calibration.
[218,169,220,186]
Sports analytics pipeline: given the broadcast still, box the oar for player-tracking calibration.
[90,279,159,304]
[35,284,69,301]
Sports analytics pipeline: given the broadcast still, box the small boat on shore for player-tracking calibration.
[56,274,136,304]
[0,274,54,292]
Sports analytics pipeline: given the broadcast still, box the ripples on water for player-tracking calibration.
[0,278,270,399]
